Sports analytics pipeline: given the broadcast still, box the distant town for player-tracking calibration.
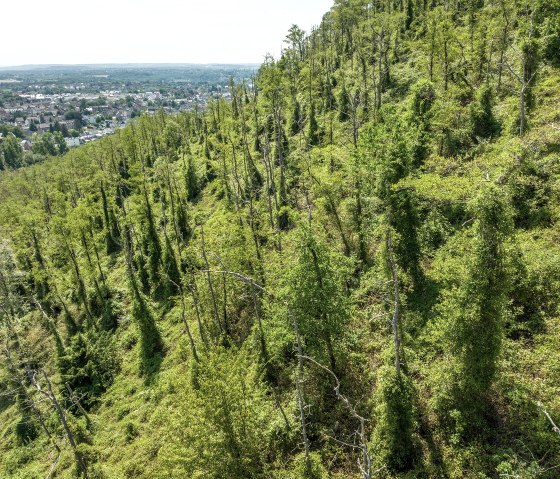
[0,64,257,153]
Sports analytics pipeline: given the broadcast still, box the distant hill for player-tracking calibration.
[0,63,259,71]
[0,63,259,88]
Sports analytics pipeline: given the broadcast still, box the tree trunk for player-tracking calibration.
[386,228,402,377]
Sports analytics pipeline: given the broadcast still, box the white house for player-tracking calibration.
[66,137,81,148]
[20,139,32,151]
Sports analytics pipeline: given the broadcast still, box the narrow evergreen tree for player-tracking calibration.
[365,117,419,470]
[286,228,348,373]
[58,330,118,409]
[184,154,200,201]
[470,86,500,139]
[124,223,164,375]
[142,194,163,291]
[246,154,264,198]
[324,77,336,111]
[372,365,415,472]
[446,186,513,433]
[338,84,350,122]
[101,184,120,254]
[307,103,320,147]
[290,100,302,135]
[405,0,414,30]
[176,200,192,244]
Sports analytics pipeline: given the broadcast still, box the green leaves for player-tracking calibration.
[434,186,514,435]
[0,134,23,170]
[154,347,279,478]
[58,330,119,409]
[2,0,560,476]
[282,227,351,370]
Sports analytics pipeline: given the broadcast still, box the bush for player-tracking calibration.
[292,452,326,479]
[58,330,120,409]
[14,417,38,445]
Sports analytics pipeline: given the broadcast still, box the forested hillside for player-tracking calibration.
[1,0,560,477]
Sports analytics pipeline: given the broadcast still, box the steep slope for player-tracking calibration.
[1,1,560,478]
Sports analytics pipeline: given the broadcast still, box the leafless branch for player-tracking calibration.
[538,402,560,435]
[299,354,374,479]
[202,269,268,294]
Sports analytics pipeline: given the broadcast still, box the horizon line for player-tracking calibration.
[0,62,262,68]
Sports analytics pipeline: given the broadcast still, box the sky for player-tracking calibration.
[1,0,334,67]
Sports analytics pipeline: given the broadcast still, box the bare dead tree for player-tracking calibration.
[199,224,222,334]
[1,327,59,455]
[299,354,382,479]
[501,1,537,136]
[386,228,402,377]
[538,402,560,435]
[185,279,210,350]
[292,308,311,467]
[502,53,537,136]
[65,383,91,428]
[45,447,62,479]
[202,269,267,359]
[30,370,89,479]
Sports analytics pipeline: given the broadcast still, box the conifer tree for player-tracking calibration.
[307,103,320,147]
[445,186,513,432]
[100,184,120,254]
[338,84,350,122]
[124,222,164,375]
[324,76,336,112]
[364,117,419,470]
[175,199,192,244]
[184,153,200,202]
[141,193,163,291]
[286,228,348,373]
[470,86,500,139]
[290,100,302,135]
[405,0,414,31]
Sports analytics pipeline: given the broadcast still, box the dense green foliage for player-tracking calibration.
[1,0,560,477]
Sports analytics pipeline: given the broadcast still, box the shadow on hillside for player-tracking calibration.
[140,350,163,386]
[408,276,441,334]
[418,408,449,478]
[0,396,13,415]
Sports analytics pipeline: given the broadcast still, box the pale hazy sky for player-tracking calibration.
[1,0,334,66]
